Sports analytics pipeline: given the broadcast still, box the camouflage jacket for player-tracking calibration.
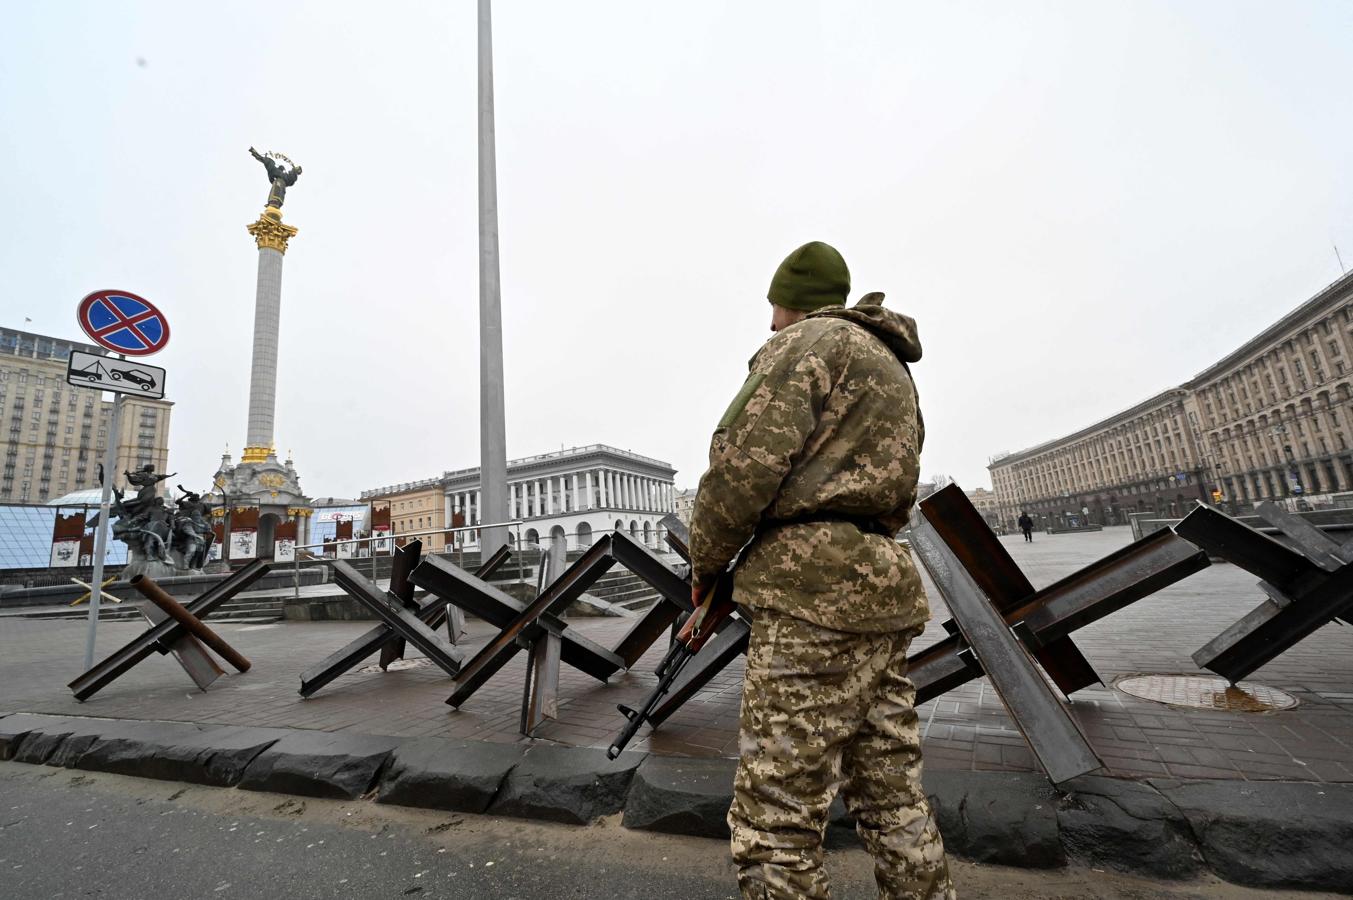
[688,293,928,633]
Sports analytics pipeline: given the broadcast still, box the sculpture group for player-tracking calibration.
[94,465,216,578]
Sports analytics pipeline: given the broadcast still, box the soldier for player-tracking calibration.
[689,241,953,899]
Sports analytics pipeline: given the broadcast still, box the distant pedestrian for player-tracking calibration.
[1018,511,1034,542]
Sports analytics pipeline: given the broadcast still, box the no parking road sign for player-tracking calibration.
[77,289,170,356]
[73,288,171,675]
[65,350,166,400]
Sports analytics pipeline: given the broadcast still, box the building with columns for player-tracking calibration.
[988,389,1206,530]
[363,444,678,552]
[990,270,1353,528]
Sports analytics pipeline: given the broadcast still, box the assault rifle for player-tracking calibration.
[606,573,737,759]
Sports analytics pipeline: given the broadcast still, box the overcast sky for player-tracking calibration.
[2,1,1351,499]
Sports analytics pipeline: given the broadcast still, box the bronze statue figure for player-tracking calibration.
[249,147,302,209]
[174,485,216,571]
[125,463,176,508]
[95,465,222,575]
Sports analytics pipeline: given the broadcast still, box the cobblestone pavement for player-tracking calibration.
[2,526,1350,782]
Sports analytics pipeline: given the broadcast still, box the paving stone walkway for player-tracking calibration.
[2,526,1350,782]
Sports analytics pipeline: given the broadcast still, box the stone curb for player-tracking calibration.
[487,744,643,825]
[236,730,406,800]
[377,737,526,814]
[623,755,737,838]
[2,712,1350,892]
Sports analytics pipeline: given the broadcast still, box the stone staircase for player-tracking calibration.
[209,594,285,622]
[585,568,664,612]
[15,603,144,623]
[14,592,286,625]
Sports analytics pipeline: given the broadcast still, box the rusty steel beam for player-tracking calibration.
[1192,562,1353,683]
[411,552,529,629]
[662,514,692,563]
[136,601,225,691]
[378,540,425,670]
[1178,504,1353,682]
[298,546,514,698]
[69,559,271,701]
[609,529,694,668]
[446,538,625,709]
[628,514,757,728]
[425,543,511,634]
[411,544,622,681]
[523,629,563,733]
[1015,529,1209,638]
[1175,505,1318,591]
[330,561,465,677]
[919,485,1036,612]
[909,526,1207,704]
[1251,503,1353,628]
[1255,501,1353,569]
[909,517,1102,784]
[130,575,251,673]
[921,485,1101,695]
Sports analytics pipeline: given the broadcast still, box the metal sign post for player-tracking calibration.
[74,288,171,673]
[84,389,123,671]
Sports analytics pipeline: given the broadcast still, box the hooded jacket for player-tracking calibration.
[688,292,928,633]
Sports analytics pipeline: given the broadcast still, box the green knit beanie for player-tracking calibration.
[767,241,850,311]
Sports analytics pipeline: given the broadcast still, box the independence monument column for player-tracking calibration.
[212,148,310,560]
[243,147,300,463]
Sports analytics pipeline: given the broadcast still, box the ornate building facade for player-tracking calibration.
[991,271,1353,528]
[363,444,678,552]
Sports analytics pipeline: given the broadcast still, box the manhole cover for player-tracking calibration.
[355,657,432,675]
[1115,674,1299,712]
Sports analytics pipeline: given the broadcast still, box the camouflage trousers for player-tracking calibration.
[728,608,954,900]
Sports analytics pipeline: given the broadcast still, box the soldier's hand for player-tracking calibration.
[677,577,716,644]
[690,576,713,611]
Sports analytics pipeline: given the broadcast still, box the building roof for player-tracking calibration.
[0,327,107,362]
[47,488,107,506]
[363,444,677,499]
[990,269,1353,471]
[1184,270,1353,389]
[989,388,1186,468]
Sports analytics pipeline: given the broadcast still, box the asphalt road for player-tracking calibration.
[0,762,1335,900]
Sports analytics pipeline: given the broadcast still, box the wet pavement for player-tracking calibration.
[2,526,1350,782]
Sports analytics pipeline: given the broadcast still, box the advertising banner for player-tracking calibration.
[231,528,258,559]
[51,509,86,569]
[50,539,80,567]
